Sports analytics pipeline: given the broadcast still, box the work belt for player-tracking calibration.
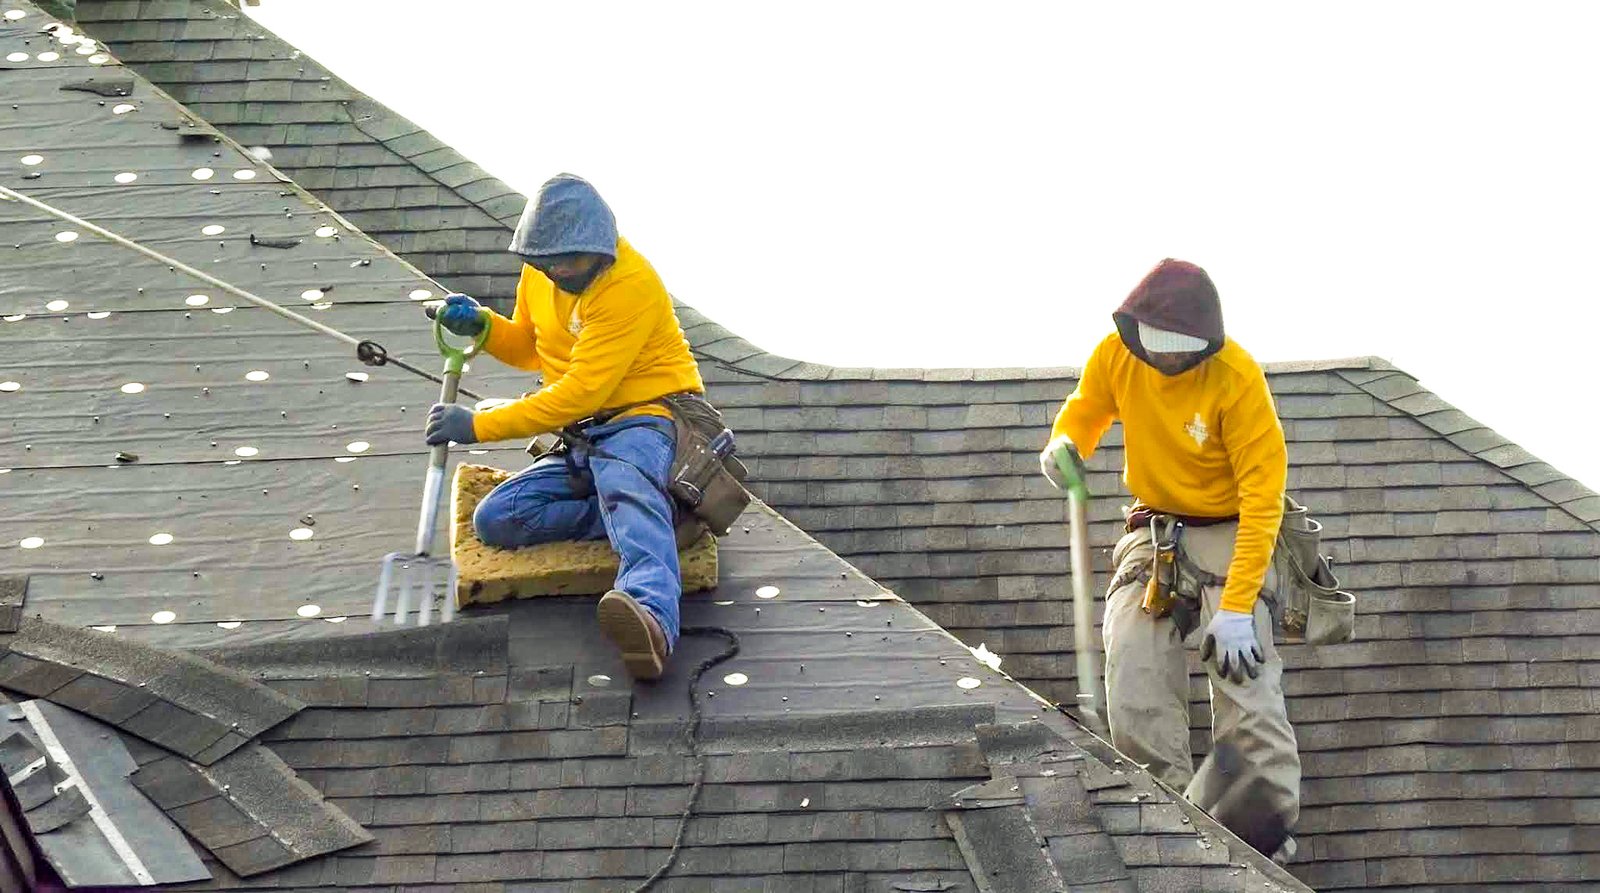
[1111,509,1230,640]
[537,391,752,543]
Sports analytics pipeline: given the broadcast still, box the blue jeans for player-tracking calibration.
[472,416,681,650]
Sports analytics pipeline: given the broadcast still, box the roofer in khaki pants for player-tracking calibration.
[425,174,705,681]
[1039,259,1301,858]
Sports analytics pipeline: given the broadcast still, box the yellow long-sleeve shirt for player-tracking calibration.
[471,237,704,443]
[1052,333,1287,613]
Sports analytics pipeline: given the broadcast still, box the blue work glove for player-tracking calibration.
[425,403,479,446]
[1200,609,1263,683]
[435,293,487,338]
[1039,435,1089,498]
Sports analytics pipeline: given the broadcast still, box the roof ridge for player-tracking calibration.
[1338,368,1600,531]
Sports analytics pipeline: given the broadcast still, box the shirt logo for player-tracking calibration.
[1185,413,1209,447]
[567,303,583,336]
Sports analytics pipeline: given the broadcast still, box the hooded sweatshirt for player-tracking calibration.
[471,175,703,442]
[1050,259,1287,614]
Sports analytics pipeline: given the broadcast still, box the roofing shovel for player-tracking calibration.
[1056,453,1107,734]
[372,313,489,626]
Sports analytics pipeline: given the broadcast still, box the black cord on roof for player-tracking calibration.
[630,625,740,892]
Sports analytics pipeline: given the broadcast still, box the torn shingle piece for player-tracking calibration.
[8,758,64,812]
[2,618,302,764]
[23,783,88,834]
[1019,774,1101,838]
[0,575,26,632]
[199,614,509,680]
[58,75,135,97]
[46,671,158,724]
[945,805,1065,893]
[131,742,373,877]
[0,651,86,698]
[0,728,45,779]
[4,700,210,887]
[946,777,1025,811]
[1047,832,1134,886]
[126,753,216,811]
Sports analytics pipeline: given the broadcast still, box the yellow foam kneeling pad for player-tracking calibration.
[451,463,718,608]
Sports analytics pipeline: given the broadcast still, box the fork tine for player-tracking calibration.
[418,565,435,627]
[394,562,413,625]
[442,561,458,623]
[373,555,395,622]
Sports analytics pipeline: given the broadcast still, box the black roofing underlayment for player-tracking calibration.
[0,0,1586,887]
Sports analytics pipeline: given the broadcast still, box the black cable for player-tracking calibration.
[630,626,741,892]
[377,351,485,402]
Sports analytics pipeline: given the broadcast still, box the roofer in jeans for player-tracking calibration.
[1039,259,1301,858]
[423,173,705,681]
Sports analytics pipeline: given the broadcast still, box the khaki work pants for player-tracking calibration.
[1102,520,1301,854]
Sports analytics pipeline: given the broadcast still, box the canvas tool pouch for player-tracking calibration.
[1272,495,1356,645]
[658,393,751,536]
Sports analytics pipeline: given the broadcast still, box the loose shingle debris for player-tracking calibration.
[248,234,300,249]
[58,75,131,96]
[1,699,209,887]
[131,742,373,877]
[0,575,26,632]
[0,618,303,764]
[953,722,1134,891]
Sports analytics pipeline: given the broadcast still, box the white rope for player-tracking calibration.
[0,183,361,347]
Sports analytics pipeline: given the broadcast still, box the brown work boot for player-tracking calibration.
[597,590,668,681]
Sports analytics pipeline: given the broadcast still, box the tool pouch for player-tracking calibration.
[659,394,752,536]
[1272,495,1356,645]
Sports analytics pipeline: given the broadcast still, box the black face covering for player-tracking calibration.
[526,254,611,295]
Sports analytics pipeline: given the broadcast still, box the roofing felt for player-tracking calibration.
[29,0,1600,888]
[0,1,1309,889]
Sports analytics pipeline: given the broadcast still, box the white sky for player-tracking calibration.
[251,1,1600,488]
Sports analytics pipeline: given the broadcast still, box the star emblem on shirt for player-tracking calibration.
[1185,412,1209,447]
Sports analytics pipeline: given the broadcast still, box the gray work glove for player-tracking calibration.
[1200,609,1263,683]
[434,293,487,338]
[1039,435,1089,499]
[425,403,479,446]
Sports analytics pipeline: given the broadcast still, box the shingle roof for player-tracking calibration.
[0,1,1308,889]
[42,0,1600,888]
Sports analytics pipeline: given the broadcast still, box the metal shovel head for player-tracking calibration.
[373,551,458,626]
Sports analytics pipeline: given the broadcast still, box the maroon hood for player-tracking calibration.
[1113,258,1225,373]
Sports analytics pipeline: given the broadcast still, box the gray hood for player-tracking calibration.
[508,173,618,260]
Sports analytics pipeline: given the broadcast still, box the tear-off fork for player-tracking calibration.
[373,312,488,626]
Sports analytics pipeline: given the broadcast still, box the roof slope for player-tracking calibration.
[0,2,1306,889]
[67,1,1600,889]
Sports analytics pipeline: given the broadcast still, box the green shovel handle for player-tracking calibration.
[434,308,490,375]
[1054,450,1091,502]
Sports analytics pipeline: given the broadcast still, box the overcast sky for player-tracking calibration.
[250,2,1599,488]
